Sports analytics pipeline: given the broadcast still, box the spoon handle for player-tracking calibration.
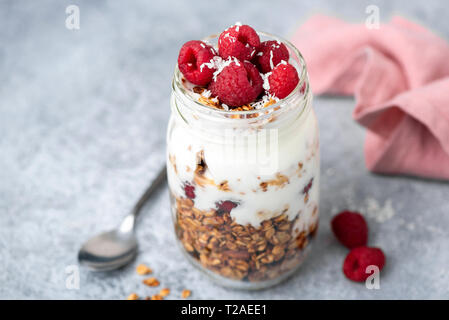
[119,165,167,233]
[133,165,167,214]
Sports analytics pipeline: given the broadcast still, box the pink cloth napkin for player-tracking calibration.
[291,15,449,180]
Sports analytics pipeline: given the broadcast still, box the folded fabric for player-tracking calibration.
[291,15,449,180]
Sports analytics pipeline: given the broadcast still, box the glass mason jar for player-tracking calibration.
[167,32,319,289]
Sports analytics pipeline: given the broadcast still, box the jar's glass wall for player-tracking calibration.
[166,32,320,289]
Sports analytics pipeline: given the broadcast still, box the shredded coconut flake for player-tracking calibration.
[199,56,217,72]
[262,72,271,91]
[201,89,212,98]
[212,57,240,81]
[269,51,274,70]
[251,93,279,110]
[234,21,242,32]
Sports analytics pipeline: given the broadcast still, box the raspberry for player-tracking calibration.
[268,62,299,99]
[178,40,217,86]
[253,40,289,73]
[331,211,368,249]
[183,182,196,199]
[218,24,260,62]
[343,247,386,282]
[209,60,262,106]
[303,177,314,194]
[216,200,238,213]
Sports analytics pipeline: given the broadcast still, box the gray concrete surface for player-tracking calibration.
[0,0,448,299]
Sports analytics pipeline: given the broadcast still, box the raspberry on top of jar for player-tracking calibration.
[177,23,300,112]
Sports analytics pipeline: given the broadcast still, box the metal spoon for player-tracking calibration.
[78,166,167,271]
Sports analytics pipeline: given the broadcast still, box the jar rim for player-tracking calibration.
[172,30,310,119]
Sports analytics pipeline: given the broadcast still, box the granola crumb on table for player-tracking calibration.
[142,277,160,287]
[159,288,170,297]
[127,293,139,300]
[181,289,191,299]
[136,263,153,275]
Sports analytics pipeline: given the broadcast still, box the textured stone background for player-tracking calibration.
[1,0,448,299]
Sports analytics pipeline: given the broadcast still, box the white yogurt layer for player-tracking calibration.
[167,95,320,231]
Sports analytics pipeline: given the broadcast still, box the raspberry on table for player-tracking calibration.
[268,62,299,99]
[253,40,290,73]
[178,40,217,86]
[218,24,260,62]
[209,60,263,106]
[343,247,386,282]
[331,211,368,249]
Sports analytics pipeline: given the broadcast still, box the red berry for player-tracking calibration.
[183,182,196,199]
[343,247,386,282]
[268,63,299,99]
[209,60,263,107]
[216,200,238,213]
[331,211,368,249]
[178,40,217,86]
[218,24,260,61]
[253,40,289,73]
[303,178,314,194]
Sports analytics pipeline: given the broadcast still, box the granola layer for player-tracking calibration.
[174,195,318,282]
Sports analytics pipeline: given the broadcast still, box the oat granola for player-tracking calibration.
[174,194,318,282]
[127,293,139,300]
[159,288,170,297]
[181,289,191,299]
[136,264,152,275]
[142,277,160,287]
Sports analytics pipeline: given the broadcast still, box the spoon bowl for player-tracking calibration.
[78,230,138,271]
